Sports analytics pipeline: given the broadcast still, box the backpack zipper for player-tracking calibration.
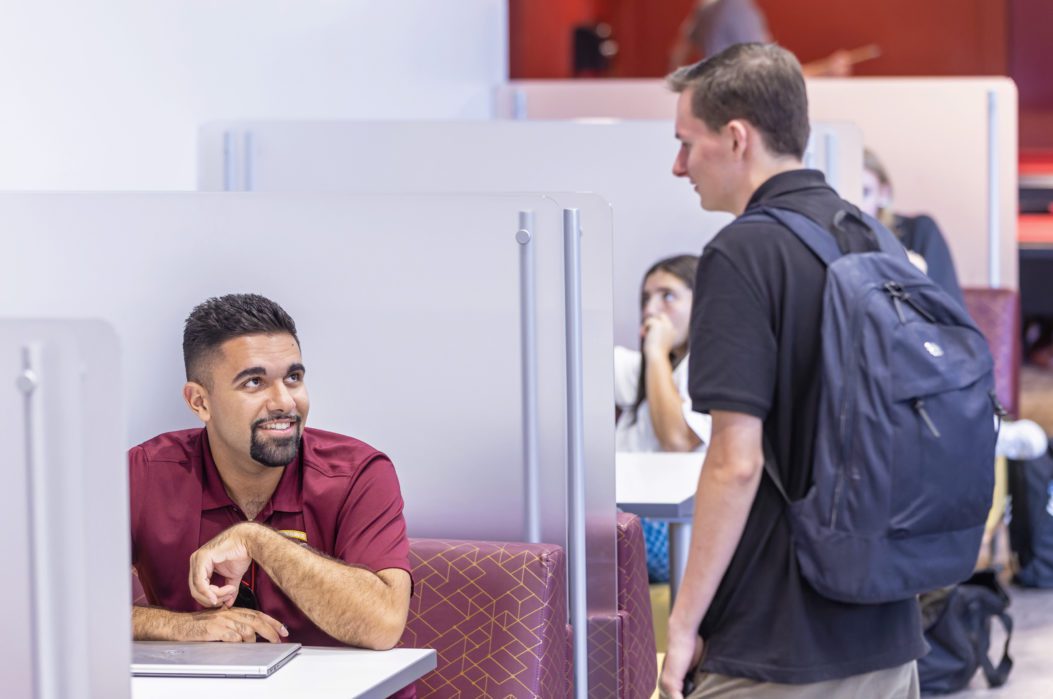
[833,284,883,527]
[834,278,934,528]
[913,399,941,438]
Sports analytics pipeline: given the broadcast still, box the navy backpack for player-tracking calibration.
[746,206,999,604]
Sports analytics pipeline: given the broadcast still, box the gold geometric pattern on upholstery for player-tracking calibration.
[398,538,568,698]
[587,615,621,696]
[616,512,658,698]
[964,288,1021,417]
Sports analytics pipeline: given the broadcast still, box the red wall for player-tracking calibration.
[510,0,1009,79]
[759,0,1008,75]
[1010,0,1053,148]
[508,0,1053,149]
[508,0,598,79]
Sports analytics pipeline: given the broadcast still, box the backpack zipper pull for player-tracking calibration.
[914,399,941,438]
[884,281,907,323]
[990,390,1007,434]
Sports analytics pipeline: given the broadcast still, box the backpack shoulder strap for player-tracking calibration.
[979,611,1014,688]
[858,211,909,259]
[740,205,909,266]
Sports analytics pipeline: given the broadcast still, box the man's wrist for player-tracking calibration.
[134,606,187,641]
[667,612,699,641]
[237,521,277,560]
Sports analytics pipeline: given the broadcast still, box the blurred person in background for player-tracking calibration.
[615,254,711,582]
[669,0,858,77]
[861,148,1047,461]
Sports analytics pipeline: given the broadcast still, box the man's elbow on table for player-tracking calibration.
[334,600,408,651]
[360,610,409,651]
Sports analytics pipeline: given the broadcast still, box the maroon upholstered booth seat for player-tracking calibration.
[399,538,568,698]
[963,288,1020,417]
[616,511,658,698]
[134,541,568,697]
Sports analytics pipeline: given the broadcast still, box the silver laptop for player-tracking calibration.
[132,641,301,678]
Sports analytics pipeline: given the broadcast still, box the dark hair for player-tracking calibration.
[628,254,699,425]
[667,43,809,159]
[183,293,299,386]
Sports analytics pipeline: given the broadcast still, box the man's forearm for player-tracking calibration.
[133,605,184,641]
[668,413,764,640]
[245,524,408,649]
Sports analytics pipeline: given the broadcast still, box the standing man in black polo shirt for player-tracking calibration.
[658,44,926,698]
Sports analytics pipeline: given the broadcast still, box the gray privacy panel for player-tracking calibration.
[1,320,129,699]
[0,192,592,547]
[198,119,861,347]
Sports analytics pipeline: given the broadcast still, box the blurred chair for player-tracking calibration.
[963,288,1020,417]
[616,511,658,698]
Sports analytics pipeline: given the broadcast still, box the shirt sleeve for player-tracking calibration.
[908,215,965,308]
[333,456,411,576]
[674,356,712,447]
[613,345,642,408]
[128,445,145,565]
[689,246,777,419]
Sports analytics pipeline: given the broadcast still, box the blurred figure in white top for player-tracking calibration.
[615,254,711,581]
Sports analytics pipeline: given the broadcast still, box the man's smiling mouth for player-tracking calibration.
[255,417,300,432]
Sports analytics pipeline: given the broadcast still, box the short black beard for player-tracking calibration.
[249,418,301,468]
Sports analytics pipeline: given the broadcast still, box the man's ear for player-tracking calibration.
[183,381,211,423]
[726,119,750,160]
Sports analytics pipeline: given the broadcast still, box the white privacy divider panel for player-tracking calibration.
[807,78,1017,289]
[198,119,859,347]
[0,193,615,556]
[497,77,1017,288]
[1,191,617,696]
[1,320,129,699]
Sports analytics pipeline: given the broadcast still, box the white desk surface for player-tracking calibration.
[132,647,436,699]
[615,452,703,520]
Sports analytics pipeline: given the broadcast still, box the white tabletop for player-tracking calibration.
[132,647,436,699]
[615,451,703,520]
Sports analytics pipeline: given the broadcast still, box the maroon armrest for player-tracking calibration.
[617,511,658,698]
[963,288,1020,418]
[399,538,568,698]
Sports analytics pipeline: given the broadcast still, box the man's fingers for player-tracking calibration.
[212,584,237,606]
[188,580,215,608]
[235,622,257,642]
[243,613,280,643]
[220,628,242,643]
[189,561,218,606]
[249,610,289,640]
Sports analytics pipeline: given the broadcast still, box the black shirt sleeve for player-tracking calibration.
[688,244,777,419]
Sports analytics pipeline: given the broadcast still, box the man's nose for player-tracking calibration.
[672,151,687,177]
[267,381,296,413]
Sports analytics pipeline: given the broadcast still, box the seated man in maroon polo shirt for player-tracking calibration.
[130,293,412,654]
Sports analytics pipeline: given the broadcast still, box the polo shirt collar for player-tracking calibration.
[198,429,304,516]
[746,168,830,210]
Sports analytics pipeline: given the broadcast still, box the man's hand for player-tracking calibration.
[659,630,704,699]
[132,605,288,643]
[642,314,677,359]
[189,522,259,608]
[179,608,289,643]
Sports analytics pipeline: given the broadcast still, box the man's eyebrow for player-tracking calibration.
[287,363,306,376]
[232,366,266,385]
